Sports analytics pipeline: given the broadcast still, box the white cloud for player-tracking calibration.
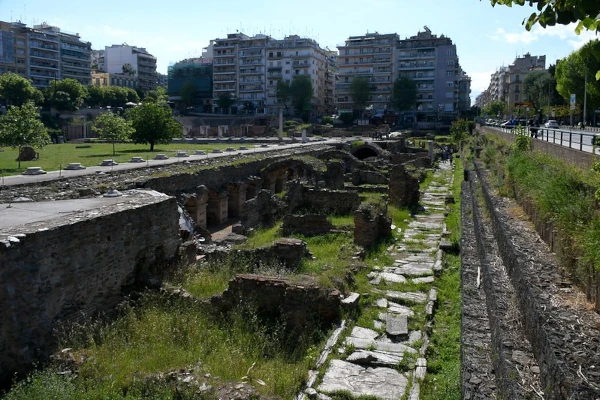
[487,28,538,44]
[488,22,599,48]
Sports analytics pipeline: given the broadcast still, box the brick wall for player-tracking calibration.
[0,194,181,383]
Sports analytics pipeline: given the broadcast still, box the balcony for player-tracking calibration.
[341,68,373,75]
[239,85,263,92]
[29,33,58,42]
[239,68,263,75]
[240,51,262,57]
[30,70,56,78]
[30,42,59,51]
[214,76,236,82]
[29,61,58,70]
[214,52,235,57]
[62,52,89,61]
[30,52,58,60]
[214,68,236,74]
[214,60,236,66]
[214,86,235,91]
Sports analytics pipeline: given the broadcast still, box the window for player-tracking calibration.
[515,94,519,101]
[344,77,349,83]
[359,58,363,63]
[285,70,290,74]
[446,71,453,77]
[345,58,349,64]
[285,61,290,64]
[446,81,453,88]
[277,52,282,57]
[445,92,453,98]
[95,78,100,85]
[269,61,273,66]
[295,70,299,75]
[269,52,273,57]
[446,60,454,66]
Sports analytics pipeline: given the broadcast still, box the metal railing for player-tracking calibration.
[488,124,600,154]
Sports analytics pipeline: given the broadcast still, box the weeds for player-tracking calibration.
[420,158,463,400]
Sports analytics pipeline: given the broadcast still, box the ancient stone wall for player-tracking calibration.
[389,164,420,207]
[305,189,361,214]
[211,274,341,333]
[354,208,392,248]
[351,170,388,186]
[282,214,336,236]
[0,193,181,383]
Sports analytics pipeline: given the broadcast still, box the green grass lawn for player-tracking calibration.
[0,142,254,176]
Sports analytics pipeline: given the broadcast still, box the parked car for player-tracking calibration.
[545,120,559,128]
[501,120,517,127]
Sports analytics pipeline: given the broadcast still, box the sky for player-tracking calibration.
[0,0,598,101]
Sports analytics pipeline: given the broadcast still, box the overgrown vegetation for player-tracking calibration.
[479,129,600,295]
[419,158,462,399]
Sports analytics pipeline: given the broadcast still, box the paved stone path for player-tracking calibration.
[300,161,455,400]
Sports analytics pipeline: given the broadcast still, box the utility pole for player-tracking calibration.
[584,70,588,127]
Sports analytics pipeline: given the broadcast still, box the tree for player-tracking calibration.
[125,102,181,151]
[349,76,371,115]
[0,73,44,106]
[489,0,600,79]
[555,40,600,121]
[523,70,554,110]
[86,85,104,107]
[0,101,50,168]
[216,93,235,114]
[125,88,140,104]
[122,63,136,76]
[391,77,417,111]
[290,75,313,118]
[46,78,88,111]
[276,79,292,114]
[483,100,507,118]
[91,112,135,155]
[145,86,168,104]
[180,81,197,108]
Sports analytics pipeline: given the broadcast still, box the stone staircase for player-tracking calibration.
[300,161,455,400]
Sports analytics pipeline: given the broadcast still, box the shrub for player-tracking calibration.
[339,112,354,125]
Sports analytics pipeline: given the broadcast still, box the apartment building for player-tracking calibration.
[168,58,213,111]
[104,44,158,92]
[398,27,470,117]
[482,53,546,116]
[210,32,334,115]
[0,21,92,89]
[91,49,105,71]
[336,32,398,114]
[265,35,332,115]
[336,28,471,118]
[0,21,29,78]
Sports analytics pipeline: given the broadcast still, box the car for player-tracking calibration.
[501,120,518,127]
[545,120,559,128]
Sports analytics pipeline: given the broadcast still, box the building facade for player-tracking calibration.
[0,21,29,79]
[91,71,138,88]
[336,32,398,114]
[104,44,158,92]
[335,28,471,118]
[481,53,546,116]
[398,27,469,117]
[210,32,334,116]
[0,21,91,89]
[168,58,213,111]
